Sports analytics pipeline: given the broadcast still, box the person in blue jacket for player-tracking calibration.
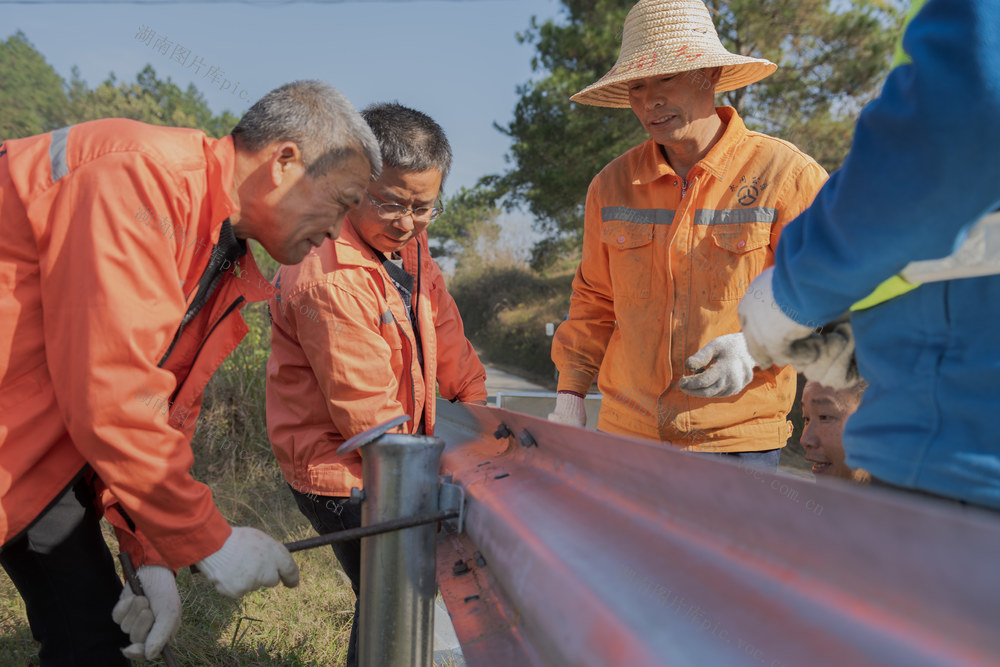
[737,0,1000,510]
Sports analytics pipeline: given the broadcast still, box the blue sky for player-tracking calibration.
[4,0,565,198]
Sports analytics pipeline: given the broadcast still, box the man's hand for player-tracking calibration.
[195,527,299,598]
[737,267,818,368]
[547,392,586,427]
[112,565,181,661]
[678,333,755,398]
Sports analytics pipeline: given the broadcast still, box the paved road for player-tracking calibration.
[483,364,550,397]
[481,363,606,426]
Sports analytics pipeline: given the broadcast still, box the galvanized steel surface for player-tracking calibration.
[359,434,444,667]
[434,400,1000,667]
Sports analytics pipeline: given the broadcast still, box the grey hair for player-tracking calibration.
[360,102,452,186]
[232,80,382,179]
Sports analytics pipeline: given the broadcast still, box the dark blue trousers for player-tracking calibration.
[0,471,129,666]
[289,487,362,667]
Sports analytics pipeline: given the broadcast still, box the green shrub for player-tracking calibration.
[450,264,573,388]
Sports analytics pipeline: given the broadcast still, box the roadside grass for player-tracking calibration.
[449,259,575,391]
[0,246,355,666]
[166,312,355,666]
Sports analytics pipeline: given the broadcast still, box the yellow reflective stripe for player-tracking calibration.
[893,0,928,66]
[851,275,921,311]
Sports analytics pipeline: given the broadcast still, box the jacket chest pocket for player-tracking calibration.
[601,221,655,300]
[696,224,772,302]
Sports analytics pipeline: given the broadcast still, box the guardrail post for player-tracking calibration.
[358,433,444,667]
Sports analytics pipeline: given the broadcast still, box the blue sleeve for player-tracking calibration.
[771,0,1000,325]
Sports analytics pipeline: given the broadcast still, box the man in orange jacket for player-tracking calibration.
[548,0,827,464]
[0,80,381,665]
[267,102,487,666]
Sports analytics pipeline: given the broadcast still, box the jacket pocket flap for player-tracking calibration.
[601,221,654,250]
[711,228,770,254]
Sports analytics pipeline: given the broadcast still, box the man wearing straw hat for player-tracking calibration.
[548,0,827,465]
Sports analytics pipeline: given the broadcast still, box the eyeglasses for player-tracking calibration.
[366,191,444,222]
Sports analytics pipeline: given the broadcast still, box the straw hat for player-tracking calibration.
[571,0,777,108]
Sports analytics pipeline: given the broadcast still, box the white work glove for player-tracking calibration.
[678,333,756,397]
[738,268,862,389]
[737,267,819,369]
[112,565,181,661]
[195,526,299,598]
[786,320,861,390]
[547,392,586,427]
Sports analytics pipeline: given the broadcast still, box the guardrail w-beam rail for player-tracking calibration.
[433,400,1000,667]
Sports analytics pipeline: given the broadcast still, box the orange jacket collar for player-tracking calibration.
[205,135,239,244]
[334,216,428,273]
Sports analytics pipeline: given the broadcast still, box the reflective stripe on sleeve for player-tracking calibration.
[48,125,73,183]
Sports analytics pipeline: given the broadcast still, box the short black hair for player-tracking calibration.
[361,102,452,185]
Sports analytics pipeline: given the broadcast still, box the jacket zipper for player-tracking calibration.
[396,318,418,431]
[413,243,422,326]
[414,245,423,429]
[374,270,417,430]
[163,296,245,403]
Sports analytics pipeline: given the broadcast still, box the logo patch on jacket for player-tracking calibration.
[730,175,768,206]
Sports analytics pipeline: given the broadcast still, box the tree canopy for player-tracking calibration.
[429,186,503,261]
[1,31,239,142]
[710,0,902,167]
[0,31,71,139]
[483,0,903,269]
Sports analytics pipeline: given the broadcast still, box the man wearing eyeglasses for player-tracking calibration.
[265,102,486,666]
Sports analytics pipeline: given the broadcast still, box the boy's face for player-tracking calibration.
[800,382,860,480]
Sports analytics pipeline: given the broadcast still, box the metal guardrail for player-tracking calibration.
[494,391,603,426]
[357,433,444,667]
[433,399,1000,667]
[494,391,604,405]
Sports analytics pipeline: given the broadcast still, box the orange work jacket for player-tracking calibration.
[0,119,271,568]
[552,107,828,451]
[266,222,487,498]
